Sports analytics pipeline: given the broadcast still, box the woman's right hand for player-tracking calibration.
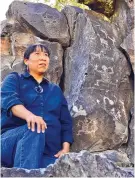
[25,113,47,133]
[11,104,47,133]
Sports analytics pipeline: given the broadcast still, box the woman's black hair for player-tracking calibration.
[24,44,50,59]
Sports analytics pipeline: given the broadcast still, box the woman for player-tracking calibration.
[1,44,73,169]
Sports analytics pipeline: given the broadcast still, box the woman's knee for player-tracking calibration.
[23,127,46,141]
[1,124,28,140]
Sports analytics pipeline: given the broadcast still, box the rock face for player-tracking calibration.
[62,6,133,152]
[1,150,134,177]
[119,107,134,165]
[111,0,134,42]
[6,1,70,47]
[61,6,83,43]
[126,107,134,164]
[121,28,134,72]
[124,0,134,21]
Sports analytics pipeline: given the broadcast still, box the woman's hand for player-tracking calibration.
[54,149,69,158]
[25,113,47,133]
[11,105,47,133]
[54,142,70,158]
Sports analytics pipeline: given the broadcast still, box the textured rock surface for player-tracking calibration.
[119,107,134,164]
[124,0,134,21]
[1,36,11,56]
[62,6,83,44]
[6,1,70,47]
[121,29,134,72]
[126,107,134,164]
[78,0,116,17]
[0,19,27,37]
[1,56,16,81]
[63,7,133,152]
[1,150,134,177]
[111,0,134,40]
[93,149,133,167]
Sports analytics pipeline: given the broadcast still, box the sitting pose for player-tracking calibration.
[1,44,73,169]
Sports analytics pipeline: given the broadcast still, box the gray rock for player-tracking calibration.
[93,149,132,167]
[0,20,12,36]
[1,66,13,82]
[1,36,12,56]
[11,32,36,57]
[0,19,27,37]
[127,107,134,164]
[62,6,83,44]
[1,56,15,81]
[52,151,134,177]
[6,1,70,47]
[118,107,134,165]
[121,29,134,72]
[63,10,133,152]
[112,0,133,40]
[124,0,134,21]
[120,107,134,164]
[1,150,134,177]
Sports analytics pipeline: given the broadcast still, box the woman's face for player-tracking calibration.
[24,46,50,75]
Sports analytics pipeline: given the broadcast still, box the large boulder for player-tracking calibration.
[62,7,133,152]
[6,1,70,47]
[1,150,134,177]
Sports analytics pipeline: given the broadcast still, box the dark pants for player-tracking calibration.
[1,124,57,169]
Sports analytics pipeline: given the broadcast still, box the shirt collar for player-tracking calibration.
[22,71,49,83]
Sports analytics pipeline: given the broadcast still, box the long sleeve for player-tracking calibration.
[1,72,23,117]
[60,93,74,145]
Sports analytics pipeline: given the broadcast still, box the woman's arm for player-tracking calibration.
[54,88,74,158]
[54,142,70,158]
[11,104,33,120]
[62,142,70,152]
[1,73,47,133]
[11,104,47,133]
[59,93,74,145]
[1,73,24,116]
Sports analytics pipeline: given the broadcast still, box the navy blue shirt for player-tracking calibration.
[1,71,73,156]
